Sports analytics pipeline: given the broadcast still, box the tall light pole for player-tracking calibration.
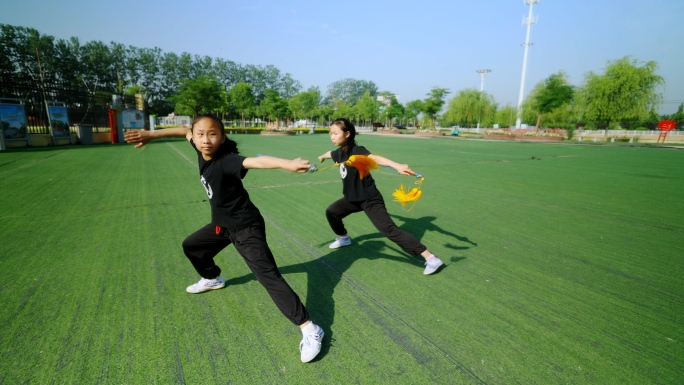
[476,69,491,129]
[515,0,539,129]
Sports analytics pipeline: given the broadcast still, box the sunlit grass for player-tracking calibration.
[0,136,681,384]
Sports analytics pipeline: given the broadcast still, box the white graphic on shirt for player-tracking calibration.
[200,175,213,199]
[339,163,347,179]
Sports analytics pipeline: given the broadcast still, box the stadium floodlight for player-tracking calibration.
[515,0,539,129]
[476,69,491,129]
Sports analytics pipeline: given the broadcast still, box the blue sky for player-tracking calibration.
[3,0,683,114]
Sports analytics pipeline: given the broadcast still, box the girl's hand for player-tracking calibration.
[394,163,416,176]
[124,129,151,148]
[318,151,332,163]
[290,157,312,173]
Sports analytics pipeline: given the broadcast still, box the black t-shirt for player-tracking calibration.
[331,145,380,202]
[192,139,261,230]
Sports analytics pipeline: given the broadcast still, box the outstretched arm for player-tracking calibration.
[124,127,192,148]
[317,151,332,163]
[242,155,311,173]
[369,154,416,176]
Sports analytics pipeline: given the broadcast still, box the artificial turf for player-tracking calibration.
[0,134,682,384]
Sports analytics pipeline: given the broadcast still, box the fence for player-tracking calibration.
[0,73,139,135]
[459,128,684,136]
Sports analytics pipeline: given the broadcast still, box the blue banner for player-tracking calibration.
[0,104,29,141]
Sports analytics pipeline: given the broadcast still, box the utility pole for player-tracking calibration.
[476,69,491,129]
[515,0,539,129]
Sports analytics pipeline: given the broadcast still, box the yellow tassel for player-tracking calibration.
[345,155,379,180]
[392,176,425,212]
[392,185,422,205]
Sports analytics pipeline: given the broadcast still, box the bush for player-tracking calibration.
[458,132,483,139]
[565,125,575,140]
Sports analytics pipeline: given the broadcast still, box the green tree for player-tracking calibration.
[404,100,423,127]
[315,104,335,126]
[530,71,574,128]
[80,41,119,92]
[52,37,82,88]
[333,99,354,121]
[229,82,255,127]
[666,103,684,129]
[289,87,321,123]
[325,78,378,106]
[638,109,661,130]
[443,88,496,128]
[354,91,379,126]
[579,56,664,129]
[168,76,226,118]
[1,25,59,84]
[129,47,169,115]
[278,73,303,99]
[494,105,518,128]
[259,89,291,127]
[377,92,404,127]
[422,87,450,129]
[230,64,302,103]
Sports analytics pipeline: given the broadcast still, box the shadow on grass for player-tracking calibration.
[389,214,478,252]
[222,220,475,362]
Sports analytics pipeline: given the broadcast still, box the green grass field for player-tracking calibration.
[1,135,682,384]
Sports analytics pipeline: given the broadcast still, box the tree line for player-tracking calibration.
[446,60,681,130]
[1,24,681,130]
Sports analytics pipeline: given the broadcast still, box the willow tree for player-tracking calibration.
[443,88,496,128]
[579,56,663,129]
[494,105,517,128]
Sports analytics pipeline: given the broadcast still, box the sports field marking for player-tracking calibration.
[166,142,195,167]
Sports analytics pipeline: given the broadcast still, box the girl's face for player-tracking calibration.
[329,124,350,147]
[192,118,224,160]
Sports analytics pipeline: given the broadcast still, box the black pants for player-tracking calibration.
[325,193,427,256]
[182,216,309,325]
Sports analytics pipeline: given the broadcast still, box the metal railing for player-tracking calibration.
[0,73,136,135]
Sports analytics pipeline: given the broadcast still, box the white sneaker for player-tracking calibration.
[186,276,225,293]
[423,257,444,275]
[328,236,352,249]
[300,324,324,363]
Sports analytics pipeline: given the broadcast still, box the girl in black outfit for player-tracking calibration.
[317,118,444,275]
[124,114,324,363]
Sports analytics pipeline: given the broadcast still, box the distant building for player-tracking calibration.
[377,94,400,106]
[159,113,191,126]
